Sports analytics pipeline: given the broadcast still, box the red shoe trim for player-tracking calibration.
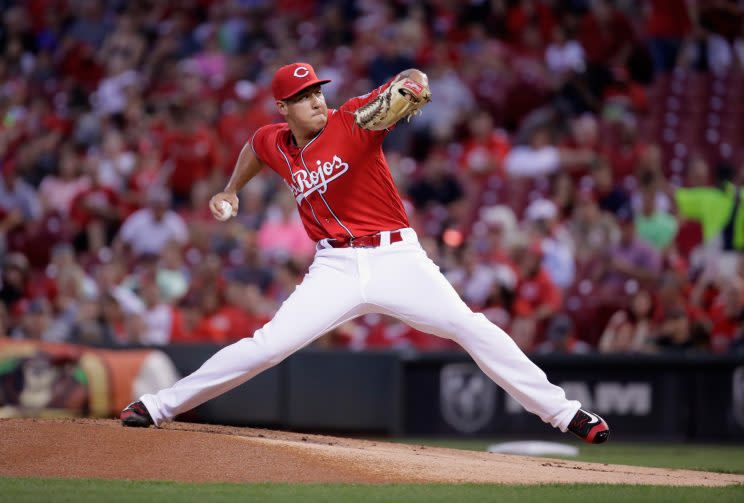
[586,420,609,443]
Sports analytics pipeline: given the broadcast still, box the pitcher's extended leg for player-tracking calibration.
[141,252,365,425]
[368,244,580,431]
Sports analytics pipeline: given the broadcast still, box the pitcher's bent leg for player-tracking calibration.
[449,312,580,431]
[369,245,580,431]
[141,253,364,426]
[141,331,298,426]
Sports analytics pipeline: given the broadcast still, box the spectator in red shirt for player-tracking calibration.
[169,295,209,344]
[579,0,635,99]
[707,280,744,353]
[217,83,276,168]
[339,315,457,352]
[397,324,459,351]
[120,140,164,217]
[178,282,264,344]
[645,0,694,73]
[160,104,222,206]
[459,111,510,179]
[601,116,646,183]
[172,288,225,343]
[511,240,563,352]
[580,1,636,65]
[220,275,272,342]
[68,168,121,254]
[506,0,556,49]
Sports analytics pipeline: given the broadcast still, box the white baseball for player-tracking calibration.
[216,200,233,221]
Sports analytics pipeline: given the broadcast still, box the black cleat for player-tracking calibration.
[120,401,154,427]
[568,409,610,444]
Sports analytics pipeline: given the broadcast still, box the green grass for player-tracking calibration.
[0,478,742,503]
[393,439,744,474]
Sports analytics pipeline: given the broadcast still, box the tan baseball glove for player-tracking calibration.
[354,76,432,131]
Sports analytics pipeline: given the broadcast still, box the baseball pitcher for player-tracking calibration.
[121,63,610,444]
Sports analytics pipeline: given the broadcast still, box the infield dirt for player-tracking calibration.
[2,418,743,486]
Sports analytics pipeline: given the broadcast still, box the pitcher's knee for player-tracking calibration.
[445,312,506,342]
[264,347,290,366]
[249,329,296,367]
[422,317,460,341]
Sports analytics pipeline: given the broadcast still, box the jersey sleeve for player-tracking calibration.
[338,80,394,114]
[249,125,273,165]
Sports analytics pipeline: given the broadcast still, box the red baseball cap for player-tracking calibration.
[271,62,331,101]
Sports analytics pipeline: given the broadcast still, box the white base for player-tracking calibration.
[488,441,579,457]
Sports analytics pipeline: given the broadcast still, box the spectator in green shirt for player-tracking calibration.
[635,170,678,250]
[675,162,743,251]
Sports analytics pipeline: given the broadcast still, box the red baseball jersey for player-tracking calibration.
[251,82,410,242]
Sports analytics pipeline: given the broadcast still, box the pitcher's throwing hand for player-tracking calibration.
[209,191,238,221]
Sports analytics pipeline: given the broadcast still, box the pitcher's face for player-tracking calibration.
[278,85,328,133]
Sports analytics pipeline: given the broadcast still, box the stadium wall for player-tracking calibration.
[152,346,744,441]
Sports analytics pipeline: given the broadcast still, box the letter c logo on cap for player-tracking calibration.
[293,67,309,78]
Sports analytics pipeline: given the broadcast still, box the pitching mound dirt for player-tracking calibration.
[1,418,743,486]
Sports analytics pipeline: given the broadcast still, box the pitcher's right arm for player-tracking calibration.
[209,139,265,220]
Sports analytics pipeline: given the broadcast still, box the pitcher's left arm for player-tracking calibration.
[353,69,431,131]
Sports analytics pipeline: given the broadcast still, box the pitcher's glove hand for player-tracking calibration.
[354,76,431,131]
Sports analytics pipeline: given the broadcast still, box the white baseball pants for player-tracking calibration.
[141,228,581,429]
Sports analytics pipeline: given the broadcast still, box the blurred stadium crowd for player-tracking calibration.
[1,0,744,355]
